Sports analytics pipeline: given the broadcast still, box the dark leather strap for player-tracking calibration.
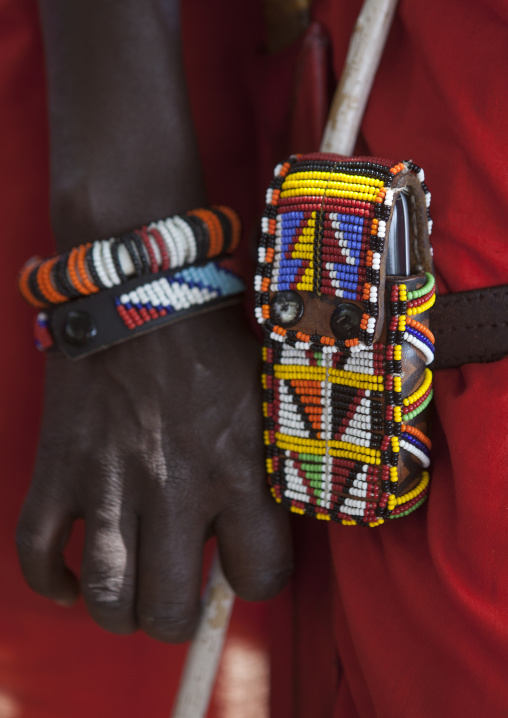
[432,284,508,369]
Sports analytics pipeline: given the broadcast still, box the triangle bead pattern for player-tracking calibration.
[256,153,434,526]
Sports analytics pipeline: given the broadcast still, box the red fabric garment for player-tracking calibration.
[1,0,508,716]
[281,1,508,715]
[322,1,508,715]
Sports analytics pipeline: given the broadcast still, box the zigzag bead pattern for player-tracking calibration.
[114,262,245,331]
[255,153,434,526]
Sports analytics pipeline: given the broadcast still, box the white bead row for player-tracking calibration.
[89,211,228,291]
[117,262,244,314]
[399,439,430,468]
[403,331,435,365]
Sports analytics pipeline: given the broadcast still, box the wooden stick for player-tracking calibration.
[170,2,400,715]
[320,0,400,155]
[171,554,235,718]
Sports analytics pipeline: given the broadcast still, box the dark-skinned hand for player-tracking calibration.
[16,305,293,643]
[16,0,293,642]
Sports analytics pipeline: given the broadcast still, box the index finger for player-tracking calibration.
[16,485,79,606]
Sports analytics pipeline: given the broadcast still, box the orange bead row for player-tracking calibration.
[19,257,46,308]
[188,209,222,257]
[401,423,432,450]
[214,205,242,252]
[37,258,67,304]
[407,317,435,344]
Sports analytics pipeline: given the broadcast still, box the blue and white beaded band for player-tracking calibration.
[115,263,244,328]
[35,259,245,359]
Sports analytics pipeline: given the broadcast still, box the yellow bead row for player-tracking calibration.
[275,435,326,455]
[290,505,305,515]
[316,512,331,521]
[328,439,381,459]
[281,178,380,196]
[328,367,384,385]
[403,368,432,407]
[289,252,314,259]
[285,170,384,188]
[273,434,381,466]
[407,293,436,315]
[395,472,430,505]
[274,366,321,381]
[329,448,381,465]
[343,377,384,391]
[274,365,384,391]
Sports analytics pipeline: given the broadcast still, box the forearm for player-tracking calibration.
[39,0,206,251]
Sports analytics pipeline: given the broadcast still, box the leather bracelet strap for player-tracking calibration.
[35,259,245,359]
[433,283,508,369]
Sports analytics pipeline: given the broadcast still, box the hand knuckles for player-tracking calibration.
[138,603,198,643]
[83,575,133,613]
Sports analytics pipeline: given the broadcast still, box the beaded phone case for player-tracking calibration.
[254,153,435,526]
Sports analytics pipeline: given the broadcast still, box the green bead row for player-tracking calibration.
[402,389,434,420]
[389,494,428,519]
[407,272,435,301]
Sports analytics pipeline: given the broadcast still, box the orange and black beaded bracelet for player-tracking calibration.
[19,206,241,308]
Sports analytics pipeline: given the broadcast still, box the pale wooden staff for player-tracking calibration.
[321,0,400,156]
[171,554,234,718]
[170,1,399,715]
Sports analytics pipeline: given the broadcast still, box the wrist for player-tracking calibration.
[50,170,207,253]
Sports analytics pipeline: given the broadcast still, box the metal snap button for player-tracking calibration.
[62,311,97,346]
[269,291,304,327]
[330,303,363,340]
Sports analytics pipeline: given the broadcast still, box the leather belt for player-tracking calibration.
[432,284,508,369]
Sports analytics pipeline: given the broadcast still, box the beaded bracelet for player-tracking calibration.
[20,206,245,358]
[19,206,241,308]
[255,153,435,527]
